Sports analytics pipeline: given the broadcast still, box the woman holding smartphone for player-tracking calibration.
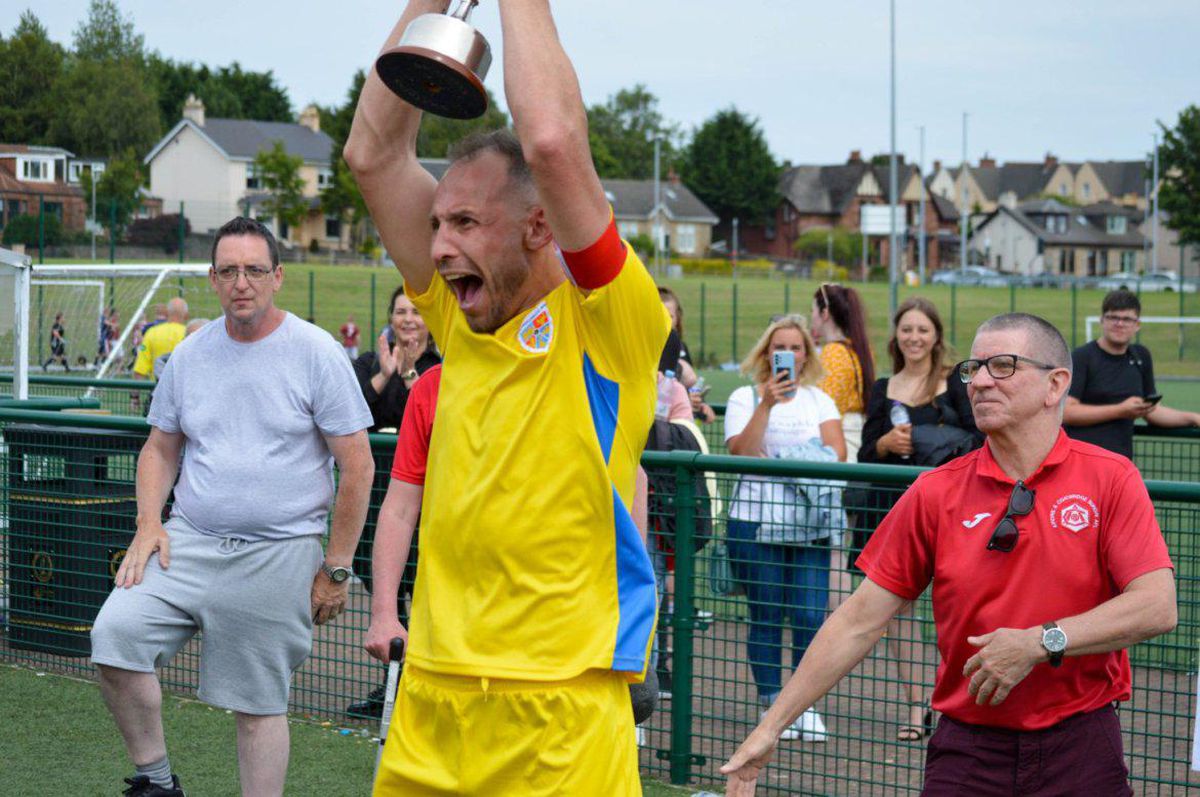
[724,315,845,742]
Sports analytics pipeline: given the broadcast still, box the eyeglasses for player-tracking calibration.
[1102,313,1139,326]
[956,354,1058,383]
[987,480,1035,552]
[213,265,276,283]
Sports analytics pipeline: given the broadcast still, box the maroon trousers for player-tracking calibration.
[922,704,1132,797]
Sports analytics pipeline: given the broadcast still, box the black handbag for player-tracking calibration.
[911,397,977,466]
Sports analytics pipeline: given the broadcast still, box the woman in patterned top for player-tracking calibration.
[810,283,874,461]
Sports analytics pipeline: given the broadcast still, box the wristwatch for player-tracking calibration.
[401,368,418,380]
[1041,621,1068,667]
[321,562,353,583]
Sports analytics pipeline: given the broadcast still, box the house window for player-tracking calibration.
[325,215,342,239]
[19,157,54,183]
[617,221,640,240]
[44,202,63,221]
[1081,182,1091,200]
[1096,250,1109,276]
[1106,216,1127,235]
[675,224,697,254]
[1059,182,1069,195]
[68,162,105,184]
[246,166,261,190]
[317,168,333,188]
[1120,251,1136,271]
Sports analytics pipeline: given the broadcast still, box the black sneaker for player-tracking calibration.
[346,684,387,720]
[123,775,185,796]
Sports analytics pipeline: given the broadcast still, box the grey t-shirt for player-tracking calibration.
[148,312,373,540]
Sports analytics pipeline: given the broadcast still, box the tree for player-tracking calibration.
[0,12,66,145]
[149,56,293,131]
[48,0,159,156]
[794,227,863,265]
[680,107,780,226]
[255,141,307,235]
[1,213,63,248]
[585,85,680,178]
[415,88,509,158]
[1158,105,1200,253]
[82,149,145,235]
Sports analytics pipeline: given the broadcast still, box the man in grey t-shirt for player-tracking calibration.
[91,217,375,797]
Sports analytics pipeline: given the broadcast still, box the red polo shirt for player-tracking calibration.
[857,429,1172,730]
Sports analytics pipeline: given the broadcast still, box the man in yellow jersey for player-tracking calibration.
[346,2,668,794]
[132,297,188,379]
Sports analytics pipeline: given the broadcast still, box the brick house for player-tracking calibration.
[0,145,91,236]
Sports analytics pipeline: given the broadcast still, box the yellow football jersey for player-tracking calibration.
[132,321,186,377]
[408,246,669,681]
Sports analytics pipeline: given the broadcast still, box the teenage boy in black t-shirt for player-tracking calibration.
[1063,288,1200,459]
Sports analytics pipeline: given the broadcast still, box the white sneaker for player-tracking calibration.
[797,708,828,742]
[762,709,801,741]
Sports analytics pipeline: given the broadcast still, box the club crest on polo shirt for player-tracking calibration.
[518,301,554,353]
[1049,493,1100,534]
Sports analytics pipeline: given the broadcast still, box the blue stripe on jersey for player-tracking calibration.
[609,486,657,671]
[581,353,656,672]
[582,354,618,463]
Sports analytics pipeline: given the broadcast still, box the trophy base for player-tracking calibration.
[376,46,488,120]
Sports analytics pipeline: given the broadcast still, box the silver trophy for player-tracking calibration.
[376,0,492,120]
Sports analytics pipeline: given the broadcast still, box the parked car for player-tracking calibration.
[1095,271,1198,293]
[930,266,1012,287]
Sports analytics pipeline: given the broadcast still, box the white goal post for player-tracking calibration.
[1085,315,1200,343]
[1,246,33,399]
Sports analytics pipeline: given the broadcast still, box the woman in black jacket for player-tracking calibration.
[856,296,983,741]
[352,285,440,432]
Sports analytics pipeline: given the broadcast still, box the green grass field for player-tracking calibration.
[0,665,692,796]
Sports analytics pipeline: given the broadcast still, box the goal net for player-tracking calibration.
[3,263,212,396]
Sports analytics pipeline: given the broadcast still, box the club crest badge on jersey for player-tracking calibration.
[1049,493,1100,534]
[518,302,554,353]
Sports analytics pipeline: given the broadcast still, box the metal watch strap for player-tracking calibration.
[322,563,351,582]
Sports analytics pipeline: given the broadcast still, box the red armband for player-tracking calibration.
[559,215,626,290]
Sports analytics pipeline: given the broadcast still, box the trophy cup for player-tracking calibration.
[375,0,492,120]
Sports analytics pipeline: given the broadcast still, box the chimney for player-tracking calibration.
[848,150,862,164]
[933,159,942,173]
[979,154,996,169]
[1043,152,1058,170]
[667,166,681,185]
[299,104,321,133]
[182,93,205,127]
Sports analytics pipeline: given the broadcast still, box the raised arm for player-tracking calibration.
[498,0,610,251]
[344,0,449,293]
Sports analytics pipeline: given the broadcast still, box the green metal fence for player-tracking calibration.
[0,407,1197,794]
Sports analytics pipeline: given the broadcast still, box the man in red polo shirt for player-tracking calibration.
[722,312,1177,796]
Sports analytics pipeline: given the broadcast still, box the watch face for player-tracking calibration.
[1043,627,1067,652]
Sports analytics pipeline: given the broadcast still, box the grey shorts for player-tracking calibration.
[91,517,323,715]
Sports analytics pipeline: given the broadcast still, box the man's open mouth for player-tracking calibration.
[445,274,484,310]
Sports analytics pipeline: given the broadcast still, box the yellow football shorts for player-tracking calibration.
[372,665,641,796]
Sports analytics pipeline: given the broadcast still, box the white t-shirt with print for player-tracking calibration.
[723,383,840,522]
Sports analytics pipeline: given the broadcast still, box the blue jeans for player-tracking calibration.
[727,518,831,699]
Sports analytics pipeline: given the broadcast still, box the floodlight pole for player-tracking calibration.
[653,138,662,275]
[960,112,969,273]
[888,0,899,318]
[918,124,927,285]
[1151,132,1159,274]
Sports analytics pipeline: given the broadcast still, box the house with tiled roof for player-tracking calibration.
[144,95,342,248]
[420,159,719,256]
[0,145,91,236]
[1074,160,1149,209]
[969,197,1146,277]
[739,151,946,271]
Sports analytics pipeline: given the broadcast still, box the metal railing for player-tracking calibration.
[0,407,1197,794]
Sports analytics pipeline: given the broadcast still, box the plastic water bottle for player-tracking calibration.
[656,369,676,419]
[889,401,911,460]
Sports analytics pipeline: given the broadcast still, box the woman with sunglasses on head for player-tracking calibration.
[857,296,983,741]
[724,315,846,742]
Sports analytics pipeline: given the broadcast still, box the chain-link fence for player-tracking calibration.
[0,407,1197,794]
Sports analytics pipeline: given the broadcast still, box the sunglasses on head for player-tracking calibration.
[987,480,1035,553]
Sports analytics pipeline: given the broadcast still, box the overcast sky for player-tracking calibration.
[8,0,1198,168]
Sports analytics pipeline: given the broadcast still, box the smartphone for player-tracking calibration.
[688,377,711,398]
[1145,392,1163,405]
[772,350,796,397]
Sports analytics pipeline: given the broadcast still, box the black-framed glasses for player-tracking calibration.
[987,480,1035,552]
[956,354,1058,383]
[213,265,276,283]
[1102,313,1139,326]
